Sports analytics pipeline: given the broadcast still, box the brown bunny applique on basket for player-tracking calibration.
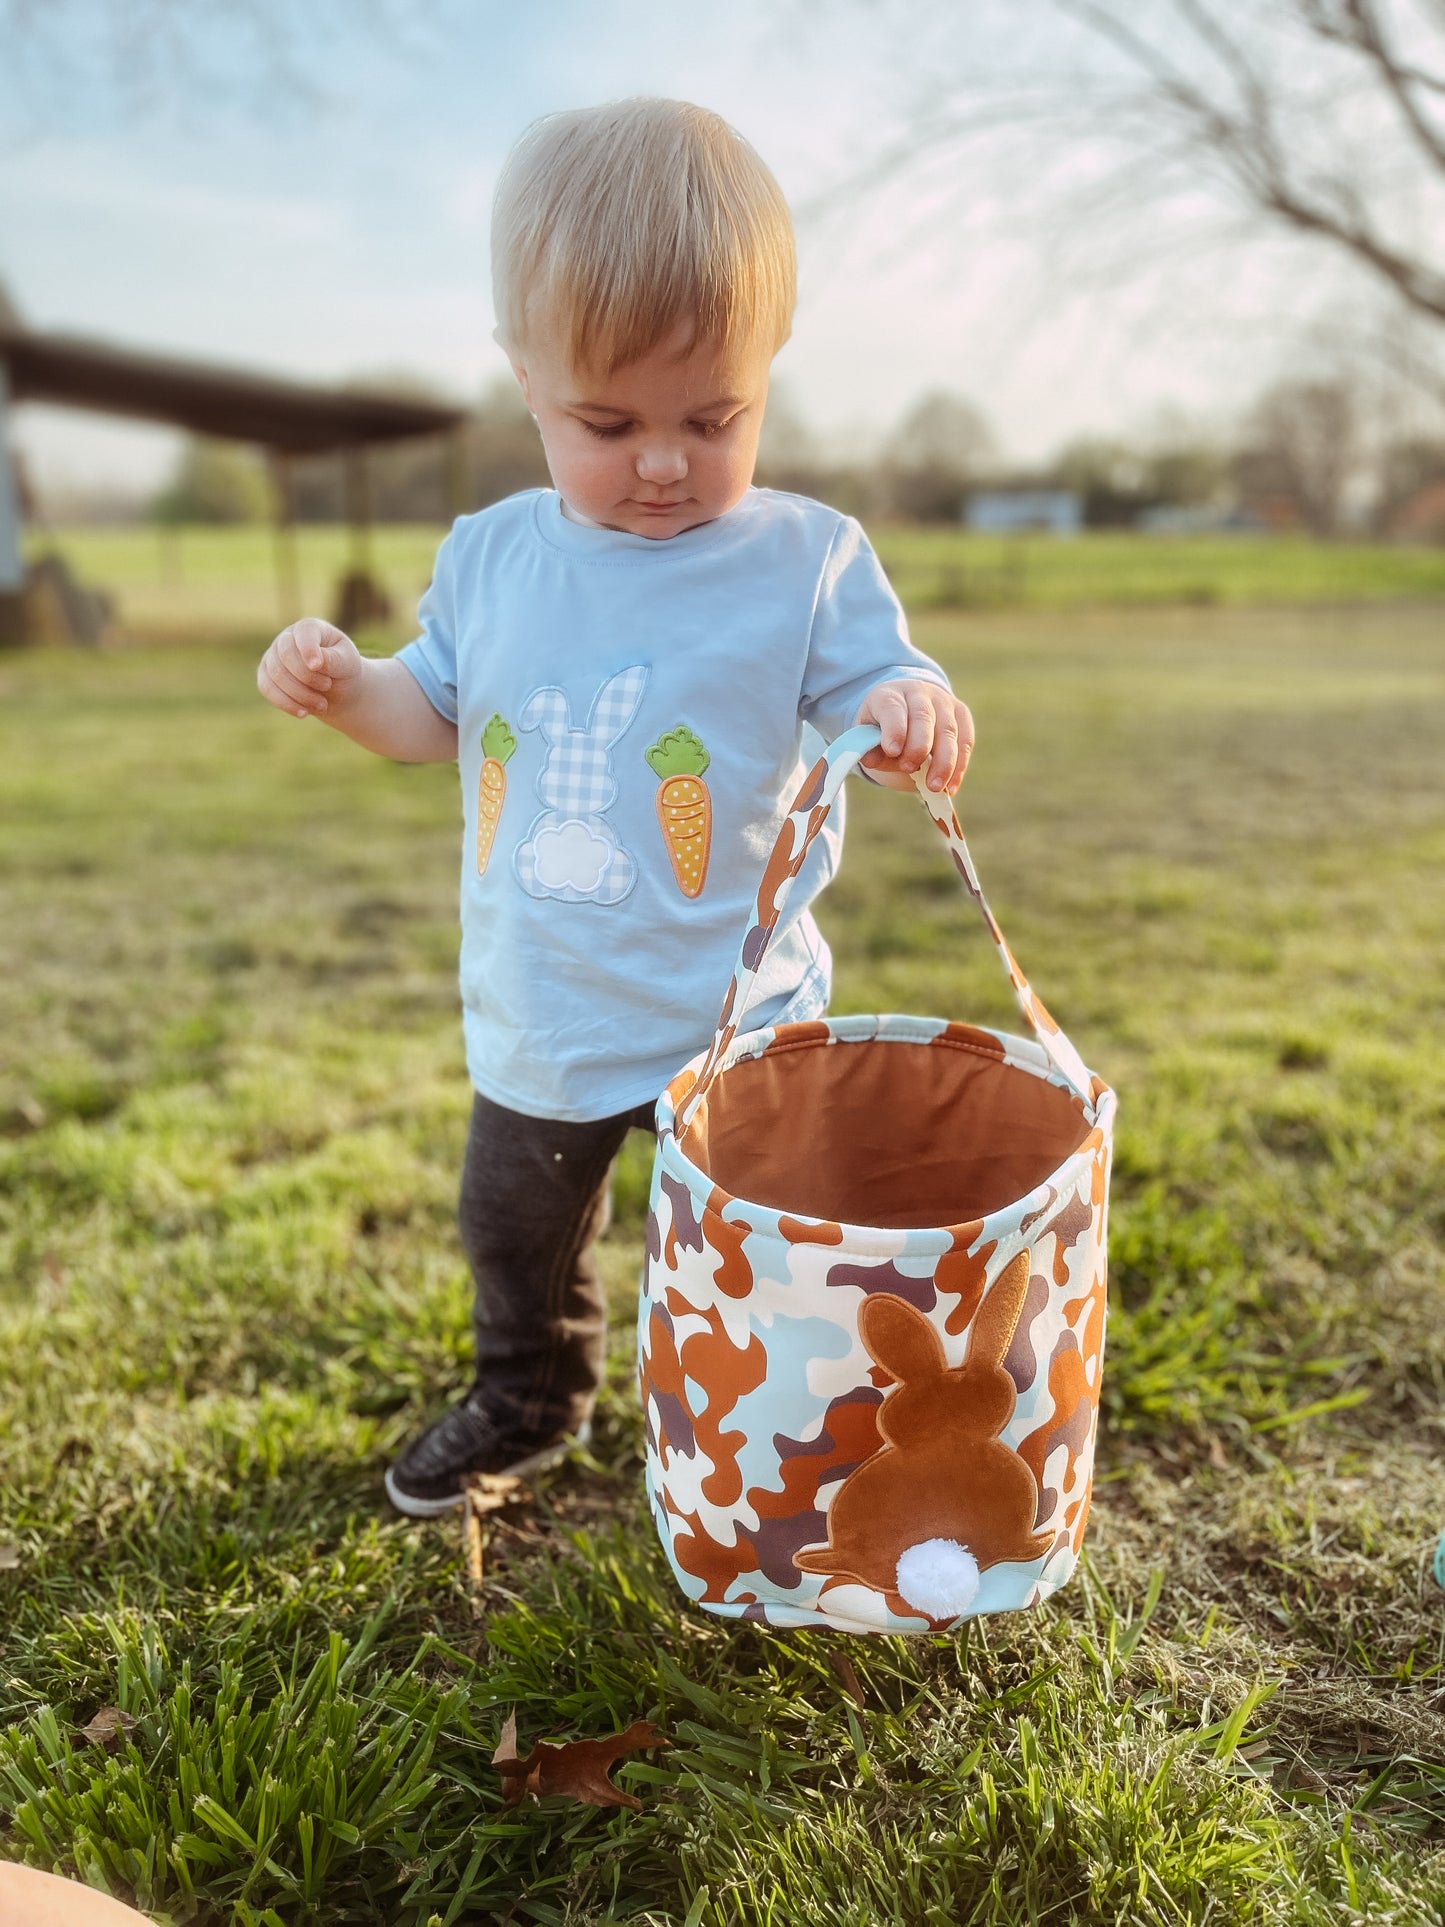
[793,1251,1053,1620]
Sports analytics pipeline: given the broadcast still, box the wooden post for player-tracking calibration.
[0,365,21,592]
[0,361,26,644]
[268,448,301,627]
[344,446,373,576]
[445,424,469,521]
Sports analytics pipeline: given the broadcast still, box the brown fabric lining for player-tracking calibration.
[681,1036,1089,1229]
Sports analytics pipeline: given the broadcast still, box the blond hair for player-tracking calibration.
[492,98,796,373]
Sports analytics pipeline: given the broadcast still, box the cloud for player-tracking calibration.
[531,820,611,896]
[0,141,336,244]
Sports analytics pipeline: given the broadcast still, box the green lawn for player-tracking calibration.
[27,522,1445,647]
[1,602,1443,1923]
[871,527,1445,613]
[27,525,449,645]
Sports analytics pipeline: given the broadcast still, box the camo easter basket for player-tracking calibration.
[638,722,1116,1635]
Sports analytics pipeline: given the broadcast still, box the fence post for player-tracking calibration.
[344,446,374,577]
[0,362,25,644]
[268,448,301,628]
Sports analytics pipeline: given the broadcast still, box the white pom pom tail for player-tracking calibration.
[895,1538,981,1616]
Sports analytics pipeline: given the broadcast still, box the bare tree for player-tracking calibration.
[1236,374,1361,534]
[1377,428,1445,526]
[754,381,822,480]
[0,0,431,129]
[879,390,997,521]
[1053,0,1445,327]
[823,0,1445,364]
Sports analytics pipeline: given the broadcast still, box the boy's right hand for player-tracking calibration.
[257,617,362,720]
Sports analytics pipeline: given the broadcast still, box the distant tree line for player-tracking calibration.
[145,370,1445,541]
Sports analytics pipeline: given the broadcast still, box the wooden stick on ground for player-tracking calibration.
[460,1473,528,1597]
[462,1488,485,1592]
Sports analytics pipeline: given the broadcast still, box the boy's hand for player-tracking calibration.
[856,680,974,793]
[257,617,362,720]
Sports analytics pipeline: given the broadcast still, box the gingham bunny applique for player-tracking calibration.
[513,664,649,904]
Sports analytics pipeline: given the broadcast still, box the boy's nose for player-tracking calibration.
[635,442,688,486]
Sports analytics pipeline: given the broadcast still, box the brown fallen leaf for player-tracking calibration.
[80,1707,137,1749]
[0,1545,19,1571]
[491,1710,668,1811]
[1280,1756,1328,1794]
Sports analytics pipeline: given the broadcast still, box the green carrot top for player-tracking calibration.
[646,726,711,780]
[481,714,517,765]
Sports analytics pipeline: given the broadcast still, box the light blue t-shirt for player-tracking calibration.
[398,486,948,1121]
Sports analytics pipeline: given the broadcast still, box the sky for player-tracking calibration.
[0,0,1385,498]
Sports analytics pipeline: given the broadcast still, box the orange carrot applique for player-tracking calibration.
[477,713,517,876]
[646,727,712,899]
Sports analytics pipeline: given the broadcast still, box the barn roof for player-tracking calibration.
[0,297,464,454]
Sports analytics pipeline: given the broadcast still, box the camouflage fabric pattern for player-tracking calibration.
[639,725,1116,1635]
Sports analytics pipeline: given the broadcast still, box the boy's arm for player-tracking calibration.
[800,517,972,792]
[258,617,458,762]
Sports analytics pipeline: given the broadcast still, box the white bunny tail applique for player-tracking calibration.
[518,816,634,903]
[513,664,649,905]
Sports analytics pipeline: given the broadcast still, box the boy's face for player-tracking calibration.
[509,321,772,539]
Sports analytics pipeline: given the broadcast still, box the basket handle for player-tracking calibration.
[676,721,1093,1132]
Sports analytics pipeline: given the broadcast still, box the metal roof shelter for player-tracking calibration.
[0,282,468,641]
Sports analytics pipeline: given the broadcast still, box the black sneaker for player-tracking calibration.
[384,1386,590,1519]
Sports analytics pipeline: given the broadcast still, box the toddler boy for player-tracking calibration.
[256,98,974,1516]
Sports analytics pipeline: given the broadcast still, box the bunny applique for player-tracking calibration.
[514,665,649,905]
[793,1251,1052,1620]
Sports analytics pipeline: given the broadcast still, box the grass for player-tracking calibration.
[26,522,1445,647]
[27,525,448,645]
[871,527,1445,614]
[1,596,1444,1923]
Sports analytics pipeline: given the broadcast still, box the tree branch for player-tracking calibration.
[1056,0,1445,322]
[1310,0,1445,99]
[1303,0,1445,172]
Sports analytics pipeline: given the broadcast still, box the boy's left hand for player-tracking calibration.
[856,680,974,793]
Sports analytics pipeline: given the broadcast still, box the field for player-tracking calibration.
[28,522,1445,645]
[1,559,1444,1922]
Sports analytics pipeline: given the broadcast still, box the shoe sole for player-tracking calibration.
[383,1423,591,1520]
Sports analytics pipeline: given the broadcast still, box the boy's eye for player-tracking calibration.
[576,412,740,440]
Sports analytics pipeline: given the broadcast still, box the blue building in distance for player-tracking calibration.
[965,489,1083,536]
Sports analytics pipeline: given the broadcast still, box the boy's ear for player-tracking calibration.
[505,354,535,413]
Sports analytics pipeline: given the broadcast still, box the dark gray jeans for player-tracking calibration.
[459,1089,656,1442]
